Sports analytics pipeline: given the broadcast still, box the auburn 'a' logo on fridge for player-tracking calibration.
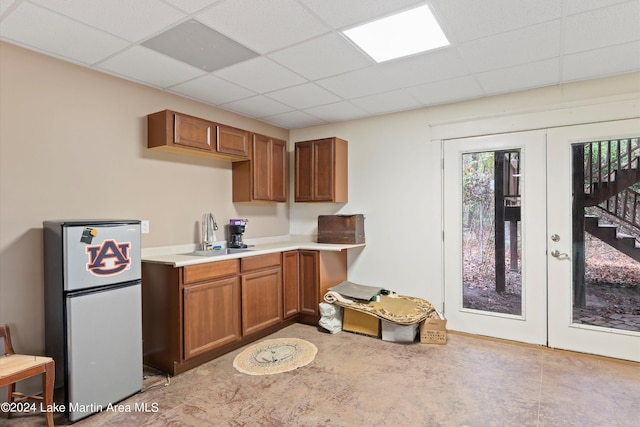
[86,240,131,276]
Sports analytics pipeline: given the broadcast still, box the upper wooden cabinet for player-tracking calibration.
[232,133,287,203]
[295,137,347,202]
[217,124,250,158]
[147,110,249,160]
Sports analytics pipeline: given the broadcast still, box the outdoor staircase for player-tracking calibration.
[584,215,640,262]
[584,156,640,207]
[581,140,639,262]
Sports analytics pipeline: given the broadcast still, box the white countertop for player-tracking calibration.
[141,235,365,267]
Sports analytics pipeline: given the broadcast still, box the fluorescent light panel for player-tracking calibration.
[343,5,449,63]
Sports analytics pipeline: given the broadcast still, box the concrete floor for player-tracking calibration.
[5,323,639,426]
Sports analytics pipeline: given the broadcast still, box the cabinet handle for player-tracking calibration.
[207,127,211,146]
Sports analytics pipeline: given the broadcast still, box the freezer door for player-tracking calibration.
[63,224,141,291]
[66,282,143,422]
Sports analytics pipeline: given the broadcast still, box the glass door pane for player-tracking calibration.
[462,150,522,315]
[572,138,640,332]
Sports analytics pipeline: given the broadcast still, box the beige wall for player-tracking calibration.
[290,73,640,307]
[2,40,639,371]
[0,42,289,355]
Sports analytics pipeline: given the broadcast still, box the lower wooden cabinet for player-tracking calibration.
[141,249,347,375]
[298,250,347,325]
[183,276,240,359]
[240,253,282,336]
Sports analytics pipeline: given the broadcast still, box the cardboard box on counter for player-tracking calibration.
[318,214,365,244]
[420,312,447,344]
[381,320,418,343]
[342,308,379,337]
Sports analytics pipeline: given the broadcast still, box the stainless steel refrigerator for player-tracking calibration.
[43,220,143,422]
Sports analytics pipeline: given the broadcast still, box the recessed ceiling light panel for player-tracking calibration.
[342,5,449,63]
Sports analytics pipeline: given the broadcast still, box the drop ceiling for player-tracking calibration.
[1,0,639,129]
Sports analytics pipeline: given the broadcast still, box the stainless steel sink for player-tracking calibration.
[183,248,253,257]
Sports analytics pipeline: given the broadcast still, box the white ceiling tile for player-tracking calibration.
[262,110,327,129]
[410,75,485,106]
[0,0,16,15]
[30,0,186,42]
[97,46,206,88]
[431,0,561,43]
[214,57,306,93]
[565,0,631,16]
[458,20,561,73]
[563,41,640,82]
[564,1,640,54]
[317,47,468,99]
[268,33,372,80]
[163,0,217,14]
[350,89,422,114]
[476,58,560,95]
[375,47,470,87]
[169,74,256,105]
[266,83,341,109]
[196,0,329,54]
[304,101,368,122]
[301,0,424,29]
[0,2,128,65]
[222,95,293,118]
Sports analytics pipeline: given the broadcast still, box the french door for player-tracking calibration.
[547,119,639,362]
[443,130,548,345]
[443,121,640,362]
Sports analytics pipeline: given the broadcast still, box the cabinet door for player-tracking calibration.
[183,276,240,359]
[270,138,287,202]
[250,135,288,202]
[298,250,319,317]
[251,134,272,201]
[282,251,300,318]
[217,124,249,159]
[241,267,283,336]
[174,113,213,151]
[313,138,336,201]
[295,140,314,201]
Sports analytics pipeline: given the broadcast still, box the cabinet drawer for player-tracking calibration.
[183,260,238,284]
[241,253,280,272]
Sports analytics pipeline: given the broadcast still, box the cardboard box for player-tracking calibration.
[318,214,365,244]
[420,314,447,344]
[381,320,418,343]
[342,308,379,337]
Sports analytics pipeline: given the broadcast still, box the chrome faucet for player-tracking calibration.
[202,213,218,250]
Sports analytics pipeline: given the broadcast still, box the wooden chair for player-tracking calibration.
[0,324,55,427]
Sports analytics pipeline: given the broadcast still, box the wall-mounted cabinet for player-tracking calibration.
[232,133,287,202]
[295,137,348,202]
[148,110,249,160]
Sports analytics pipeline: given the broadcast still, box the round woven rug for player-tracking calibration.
[233,338,317,375]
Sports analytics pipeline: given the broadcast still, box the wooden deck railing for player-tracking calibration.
[584,138,639,231]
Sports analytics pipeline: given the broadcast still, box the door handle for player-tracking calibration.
[550,250,570,260]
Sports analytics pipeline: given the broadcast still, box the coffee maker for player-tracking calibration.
[228,219,248,248]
